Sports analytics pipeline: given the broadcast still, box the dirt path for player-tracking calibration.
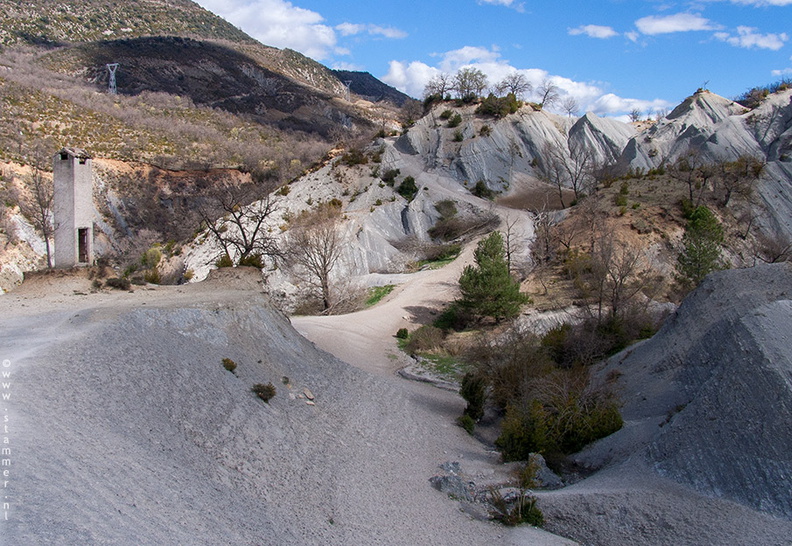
[291,242,472,376]
[291,201,534,377]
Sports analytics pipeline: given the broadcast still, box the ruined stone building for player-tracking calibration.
[53,147,94,268]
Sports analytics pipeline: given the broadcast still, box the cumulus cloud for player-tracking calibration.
[714,26,789,50]
[569,25,619,39]
[636,13,720,35]
[381,45,672,117]
[196,1,405,60]
[196,0,338,59]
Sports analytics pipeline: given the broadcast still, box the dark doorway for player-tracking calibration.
[78,228,89,263]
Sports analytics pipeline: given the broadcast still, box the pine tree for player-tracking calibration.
[676,205,726,289]
[458,232,529,321]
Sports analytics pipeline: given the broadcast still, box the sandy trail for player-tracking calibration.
[292,242,471,375]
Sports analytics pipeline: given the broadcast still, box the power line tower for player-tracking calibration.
[106,63,119,95]
[343,80,352,102]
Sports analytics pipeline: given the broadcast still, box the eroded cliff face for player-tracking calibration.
[6,89,792,293]
[396,104,635,194]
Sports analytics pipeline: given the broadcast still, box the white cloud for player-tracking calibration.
[477,0,526,11]
[569,25,619,39]
[336,23,364,36]
[381,45,672,117]
[381,60,439,97]
[590,93,670,116]
[635,13,720,35]
[772,56,792,76]
[714,26,788,50]
[332,61,365,71]
[336,23,407,39]
[727,0,792,6]
[196,0,338,59]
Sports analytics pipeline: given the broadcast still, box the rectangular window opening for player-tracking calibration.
[78,228,89,263]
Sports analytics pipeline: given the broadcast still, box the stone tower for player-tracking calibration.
[53,148,94,268]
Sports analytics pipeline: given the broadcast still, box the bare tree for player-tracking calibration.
[288,203,344,312]
[197,184,281,267]
[713,155,764,207]
[755,232,792,264]
[453,68,488,101]
[536,80,560,109]
[529,201,558,294]
[399,99,424,127]
[19,147,56,268]
[561,96,580,118]
[423,72,453,100]
[628,109,642,122]
[538,140,597,207]
[496,72,532,99]
[590,233,649,322]
[667,152,713,206]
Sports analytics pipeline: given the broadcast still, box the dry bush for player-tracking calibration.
[405,325,446,354]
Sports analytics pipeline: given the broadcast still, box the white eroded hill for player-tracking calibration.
[0,268,570,545]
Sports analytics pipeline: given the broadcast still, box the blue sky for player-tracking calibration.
[195,0,792,118]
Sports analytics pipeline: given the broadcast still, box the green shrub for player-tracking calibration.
[495,375,623,459]
[453,130,464,142]
[460,372,487,421]
[396,327,409,339]
[433,302,470,331]
[471,180,495,200]
[252,382,276,403]
[476,93,522,118]
[397,176,418,201]
[479,125,492,137]
[222,357,237,373]
[216,254,234,268]
[496,401,550,461]
[457,414,476,434]
[276,184,291,196]
[340,148,368,166]
[488,488,544,527]
[439,109,453,120]
[238,253,264,268]
[447,113,462,128]
[381,168,400,186]
[141,247,162,269]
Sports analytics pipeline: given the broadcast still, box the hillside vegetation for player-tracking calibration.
[0,0,253,46]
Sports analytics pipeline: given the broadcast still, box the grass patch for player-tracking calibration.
[366,284,395,306]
